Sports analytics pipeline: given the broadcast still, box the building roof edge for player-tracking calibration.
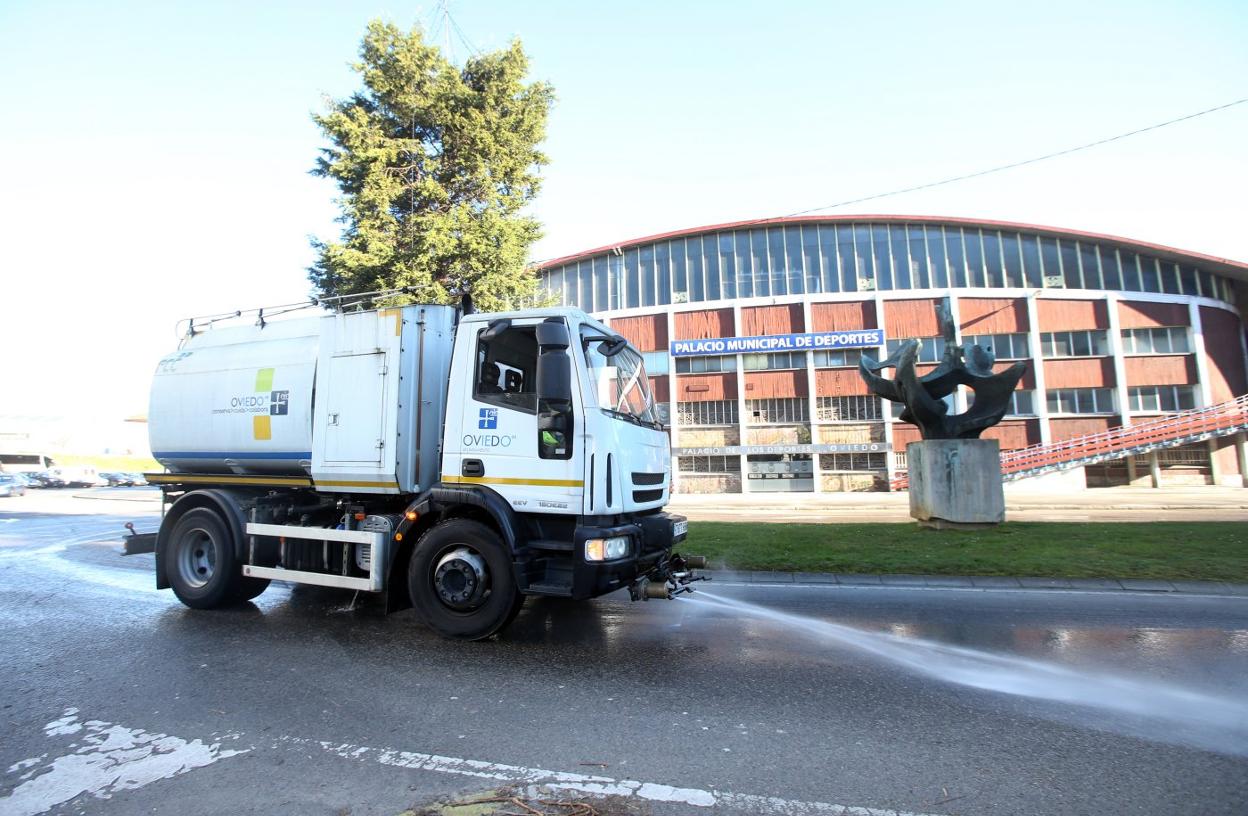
[534,215,1248,281]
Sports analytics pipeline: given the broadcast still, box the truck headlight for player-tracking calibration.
[584,535,630,562]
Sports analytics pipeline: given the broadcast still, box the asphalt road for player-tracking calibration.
[1,493,1246,816]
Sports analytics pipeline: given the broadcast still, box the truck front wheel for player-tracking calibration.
[166,507,244,609]
[408,519,524,640]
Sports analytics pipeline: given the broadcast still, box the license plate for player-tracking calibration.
[673,520,688,538]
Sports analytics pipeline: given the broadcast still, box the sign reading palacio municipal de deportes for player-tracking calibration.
[669,329,885,357]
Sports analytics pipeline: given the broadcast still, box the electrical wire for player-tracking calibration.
[532,96,1247,266]
[777,96,1248,219]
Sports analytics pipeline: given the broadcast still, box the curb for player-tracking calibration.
[702,569,1248,596]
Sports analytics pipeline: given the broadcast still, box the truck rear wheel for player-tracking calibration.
[408,519,524,640]
[166,508,243,609]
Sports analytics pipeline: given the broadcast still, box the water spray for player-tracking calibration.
[679,589,1248,756]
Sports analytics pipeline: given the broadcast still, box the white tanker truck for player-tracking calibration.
[143,297,703,639]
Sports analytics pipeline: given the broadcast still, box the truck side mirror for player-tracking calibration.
[535,319,573,460]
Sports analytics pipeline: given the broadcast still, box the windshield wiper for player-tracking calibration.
[602,408,662,431]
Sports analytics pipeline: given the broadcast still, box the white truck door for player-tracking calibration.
[323,351,386,465]
[446,318,583,513]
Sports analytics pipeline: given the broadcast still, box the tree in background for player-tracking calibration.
[310,20,554,310]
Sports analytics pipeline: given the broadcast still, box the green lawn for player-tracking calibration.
[689,521,1248,581]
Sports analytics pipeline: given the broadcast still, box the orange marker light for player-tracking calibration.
[405,510,418,521]
[354,512,366,521]
[394,533,403,541]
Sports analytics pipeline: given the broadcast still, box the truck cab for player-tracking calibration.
[143,302,700,640]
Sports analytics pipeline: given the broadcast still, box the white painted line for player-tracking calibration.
[0,709,246,816]
[3,710,945,816]
[303,737,946,816]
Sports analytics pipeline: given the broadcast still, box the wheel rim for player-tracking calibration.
[432,545,491,611]
[175,527,218,589]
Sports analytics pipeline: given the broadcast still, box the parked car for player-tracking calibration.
[0,474,27,497]
[127,472,149,486]
[28,471,67,488]
[101,472,142,487]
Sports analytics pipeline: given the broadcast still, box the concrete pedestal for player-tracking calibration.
[908,439,1005,527]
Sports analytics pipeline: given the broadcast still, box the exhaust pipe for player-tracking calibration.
[681,555,707,569]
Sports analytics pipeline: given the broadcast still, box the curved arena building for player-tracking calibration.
[536,216,1248,493]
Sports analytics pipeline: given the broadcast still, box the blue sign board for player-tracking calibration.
[669,329,884,358]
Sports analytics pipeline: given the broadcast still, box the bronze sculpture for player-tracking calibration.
[859,301,1026,440]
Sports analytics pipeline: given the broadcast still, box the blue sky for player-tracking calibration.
[1,0,1245,421]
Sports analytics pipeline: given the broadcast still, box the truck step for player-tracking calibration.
[526,582,574,597]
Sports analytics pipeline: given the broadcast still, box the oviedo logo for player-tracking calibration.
[467,409,515,448]
[211,368,290,441]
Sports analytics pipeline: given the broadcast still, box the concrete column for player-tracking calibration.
[946,292,967,414]
[1106,292,1134,485]
[1025,293,1052,444]
[732,303,748,493]
[875,293,897,487]
[1149,450,1161,488]
[1188,301,1213,408]
[1237,432,1248,488]
[1208,438,1222,485]
[800,299,822,492]
[665,309,680,493]
[1106,293,1131,429]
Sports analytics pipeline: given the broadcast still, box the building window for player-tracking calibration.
[968,389,1035,416]
[1128,386,1196,413]
[813,349,868,367]
[1047,388,1115,415]
[963,333,1030,360]
[1120,327,1190,355]
[675,355,734,374]
[678,455,741,473]
[743,351,805,371]
[820,452,887,471]
[676,400,738,426]
[641,351,669,376]
[1040,330,1109,358]
[746,398,808,424]
[816,395,882,422]
[885,337,946,363]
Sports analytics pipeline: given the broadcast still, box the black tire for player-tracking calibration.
[408,519,524,640]
[231,576,271,603]
[165,508,243,609]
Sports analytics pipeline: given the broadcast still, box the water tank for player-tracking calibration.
[149,317,320,476]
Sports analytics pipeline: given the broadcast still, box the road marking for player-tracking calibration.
[0,709,246,816]
[303,737,946,816]
[2,708,943,816]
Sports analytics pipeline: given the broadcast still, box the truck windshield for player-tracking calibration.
[581,329,660,428]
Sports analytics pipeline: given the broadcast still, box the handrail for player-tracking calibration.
[891,393,1248,489]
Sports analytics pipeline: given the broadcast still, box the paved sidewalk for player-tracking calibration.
[703,569,1248,596]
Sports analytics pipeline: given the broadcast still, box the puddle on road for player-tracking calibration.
[680,591,1248,757]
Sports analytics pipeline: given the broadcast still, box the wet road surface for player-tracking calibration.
[1,495,1246,815]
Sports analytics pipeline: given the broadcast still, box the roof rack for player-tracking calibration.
[179,287,422,336]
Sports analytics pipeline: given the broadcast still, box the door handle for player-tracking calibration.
[462,459,485,478]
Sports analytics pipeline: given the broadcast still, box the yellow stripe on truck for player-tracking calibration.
[315,479,399,488]
[146,473,313,487]
[443,475,585,488]
[252,415,272,440]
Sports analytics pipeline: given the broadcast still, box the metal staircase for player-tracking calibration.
[892,394,1248,489]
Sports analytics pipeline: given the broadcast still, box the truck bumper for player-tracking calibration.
[565,512,688,601]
